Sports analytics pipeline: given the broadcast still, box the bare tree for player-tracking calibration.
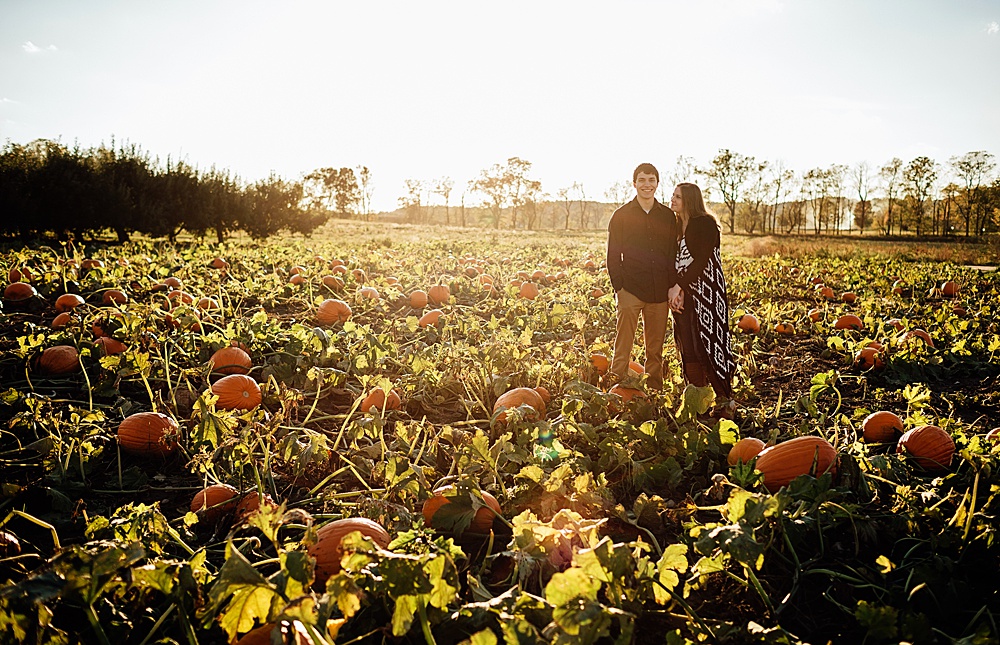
[357,166,373,220]
[433,177,454,226]
[700,149,754,234]
[604,180,632,208]
[852,161,872,234]
[575,182,590,229]
[742,160,769,234]
[667,155,698,191]
[879,157,903,236]
[399,179,423,223]
[764,162,794,234]
[556,186,573,229]
[827,164,848,234]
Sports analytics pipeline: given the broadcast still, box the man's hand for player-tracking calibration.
[668,285,684,313]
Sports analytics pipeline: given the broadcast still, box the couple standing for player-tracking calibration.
[606,162,735,415]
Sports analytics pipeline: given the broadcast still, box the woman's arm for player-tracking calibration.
[675,216,720,290]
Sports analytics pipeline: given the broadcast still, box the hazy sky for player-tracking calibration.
[3,0,998,211]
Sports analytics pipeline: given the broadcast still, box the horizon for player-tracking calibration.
[3,0,998,212]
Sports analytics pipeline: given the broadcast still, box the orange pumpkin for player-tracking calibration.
[167,290,195,307]
[985,428,999,443]
[479,274,494,286]
[309,517,392,583]
[728,437,766,465]
[737,314,760,334]
[885,318,904,331]
[322,275,344,291]
[590,287,605,298]
[316,299,352,325]
[212,374,262,411]
[197,297,220,311]
[117,412,178,457]
[235,491,275,523]
[428,284,450,305]
[289,274,305,286]
[628,360,644,375]
[209,257,229,270]
[775,322,795,336]
[609,384,645,404]
[861,411,904,443]
[854,347,884,370]
[234,622,312,645]
[163,276,182,289]
[808,308,823,322]
[81,258,105,270]
[896,425,954,471]
[422,486,501,535]
[841,291,857,304]
[95,337,126,356]
[35,346,80,375]
[8,267,32,283]
[102,289,128,306]
[51,312,74,329]
[590,353,610,374]
[534,386,551,405]
[55,293,85,313]
[190,484,239,522]
[209,346,252,375]
[418,309,443,327]
[755,436,837,491]
[902,329,934,348]
[360,387,401,414]
[351,268,367,283]
[819,286,835,300]
[493,387,546,423]
[940,280,959,297]
[519,282,540,300]
[357,286,379,300]
[834,314,863,331]
[409,290,429,308]
[4,282,37,302]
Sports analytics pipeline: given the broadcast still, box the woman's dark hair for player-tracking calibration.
[633,163,659,182]
[676,182,719,226]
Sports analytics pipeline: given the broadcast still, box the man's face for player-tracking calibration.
[633,172,658,200]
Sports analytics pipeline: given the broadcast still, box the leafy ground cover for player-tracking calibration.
[1,222,998,644]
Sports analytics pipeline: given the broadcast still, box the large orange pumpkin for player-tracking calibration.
[519,282,540,300]
[209,257,229,270]
[609,384,645,404]
[4,282,37,302]
[896,425,954,471]
[357,286,379,300]
[985,428,1000,443]
[190,483,239,522]
[728,437,766,465]
[102,289,128,306]
[854,347,884,370]
[903,329,935,348]
[35,346,80,375]
[55,293,86,313]
[117,412,178,457]
[234,622,312,645]
[8,267,32,283]
[428,284,450,305]
[94,337,127,356]
[841,291,857,304]
[590,353,610,374]
[737,314,760,334]
[493,387,546,423]
[861,411,904,443]
[775,322,795,336]
[316,298,352,325]
[309,517,391,584]
[212,375,262,411]
[940,281,959,297]
[209,346,252,375]
[422,486,501,535]
[360,387,401,414]
[834,314,863,331]
[755,436,837,491]
[51,312,74,329]
[418,309,443,328]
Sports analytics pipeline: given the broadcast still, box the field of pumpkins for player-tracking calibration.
[1,223,999,644]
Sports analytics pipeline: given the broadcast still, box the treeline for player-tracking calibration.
[0,139,327,242]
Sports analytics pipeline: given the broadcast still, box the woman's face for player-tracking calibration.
[670,187,683,214]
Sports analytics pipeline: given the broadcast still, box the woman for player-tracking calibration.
[668,182,736,415]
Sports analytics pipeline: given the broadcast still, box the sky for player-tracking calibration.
[2,0,998,212]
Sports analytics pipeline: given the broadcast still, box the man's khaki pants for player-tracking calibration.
[611,289,671,390]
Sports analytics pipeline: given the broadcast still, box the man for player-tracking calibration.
[606,163,679,390]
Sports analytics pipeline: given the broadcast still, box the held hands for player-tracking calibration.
[668,284,684,313]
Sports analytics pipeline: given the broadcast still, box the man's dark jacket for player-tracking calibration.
[606,197,678,303]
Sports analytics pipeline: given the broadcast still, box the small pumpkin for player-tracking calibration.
[902,329,934,348]
[351,268,367,283]
[197,297,220,311]
[896,425,954,471]
[775,322,795,336]
[519,282,540,300]
[117,412,178,457]
[409,290,429,309]
[819,286,835,300]
[55,293,86,313]
[212,374,262,411]
[808,308,823,322]
[4,282,37,302]
[51,312,74,329]
[728,437,766,465]
[357,286,379,300]
[418,309,443,328]
[209,257,229,270]
[422,486,501,535]
[309,517,392,583]
[95,337,127,356]
[940,280,959,297]
[163,276,182,289]
[428,284,450,305]
[590,353,610,374]
[234,622,312,645]
[755,436,837,491]
[493,387,546,423]
[8,267,32,283]
[360,387,401,414]
[861,411,904,443]
[628,360,644,375]
[35,345,80,375]
[854,346,884,370]
[985,428,1000,443]
[322,275,344,291]
[841,291,857,304]
[102,289,128,306]
[609,384,645,404]
[81,258,105,270]
[534,386,551,405]
[316,299,352,325]
[834,314,863,331]
[209,346,253,375]
[235,491,275,523]
[885,318,904,331]
[737,314,760,334]
[190,483,239,522]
